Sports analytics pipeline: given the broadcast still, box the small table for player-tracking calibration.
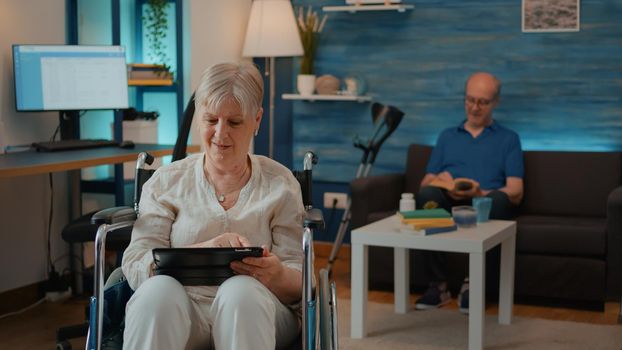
[350,215,516,350]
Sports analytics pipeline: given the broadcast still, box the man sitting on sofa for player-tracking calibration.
[415,72,524,313]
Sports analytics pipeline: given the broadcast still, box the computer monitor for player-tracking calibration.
[12,44,129,112]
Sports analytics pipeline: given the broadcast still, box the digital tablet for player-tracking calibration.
[152,247,264,286]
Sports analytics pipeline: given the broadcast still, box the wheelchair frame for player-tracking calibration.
[85,151,339,350]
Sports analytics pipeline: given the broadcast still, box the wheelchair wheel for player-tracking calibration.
[318,268,333,350]
[56,340,72,350]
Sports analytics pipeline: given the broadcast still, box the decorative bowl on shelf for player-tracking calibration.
[315,75,340,95]
[343,75,367,96]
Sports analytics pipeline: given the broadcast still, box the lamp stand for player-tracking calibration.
[268,56,276,159]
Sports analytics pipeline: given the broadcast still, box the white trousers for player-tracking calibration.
[123,275,300,350]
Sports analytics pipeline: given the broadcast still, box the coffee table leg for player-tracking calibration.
[394,248,410,314]
[499,234,515,325]
[351,243,368,338]
[469,252,485,350]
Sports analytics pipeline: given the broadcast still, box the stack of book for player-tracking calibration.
[397,208,457,235]
[127,64,173,86]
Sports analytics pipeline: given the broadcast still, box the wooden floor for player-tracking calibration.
[313,244,621,325]
[0,243,619,349]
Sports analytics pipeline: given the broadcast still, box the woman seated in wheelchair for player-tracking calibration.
[121,62,304,350]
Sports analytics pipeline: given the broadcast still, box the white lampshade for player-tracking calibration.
[242,0,303,57]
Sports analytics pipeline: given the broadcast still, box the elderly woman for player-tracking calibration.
[121,62,304,350]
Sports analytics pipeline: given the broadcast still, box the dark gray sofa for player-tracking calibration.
[350,144,622,306]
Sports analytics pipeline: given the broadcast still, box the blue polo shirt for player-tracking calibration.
[426,120,524,190]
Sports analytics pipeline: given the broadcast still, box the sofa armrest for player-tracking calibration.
[350,173,405,229]
[606,186,622,299]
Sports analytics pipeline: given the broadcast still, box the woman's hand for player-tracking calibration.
[231,246,303,304]
[230,246,284,288]
[187,232,251,248]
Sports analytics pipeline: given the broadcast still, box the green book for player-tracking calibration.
[398,208,451,219]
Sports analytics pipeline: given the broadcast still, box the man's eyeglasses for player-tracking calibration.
[464,96,495,107]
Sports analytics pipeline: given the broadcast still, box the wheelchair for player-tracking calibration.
[70,151,338,350]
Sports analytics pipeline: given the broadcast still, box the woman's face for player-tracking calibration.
[199,99,262,167]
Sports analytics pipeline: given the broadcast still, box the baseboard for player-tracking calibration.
[515,295,605,312]
[314,241,350,260]
[0,243,349,315]
[0,281,44,315]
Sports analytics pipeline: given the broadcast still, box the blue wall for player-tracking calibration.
[289,0,622,183]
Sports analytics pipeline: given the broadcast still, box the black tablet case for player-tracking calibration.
[152,247,263,286]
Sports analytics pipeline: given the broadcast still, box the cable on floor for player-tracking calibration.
[0,297,47,320]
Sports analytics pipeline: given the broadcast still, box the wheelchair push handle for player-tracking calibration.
[133,152,156,214]
[303,151,318,171]
[293,151,318,210]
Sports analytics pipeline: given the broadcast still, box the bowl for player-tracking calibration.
[452,205,477,228]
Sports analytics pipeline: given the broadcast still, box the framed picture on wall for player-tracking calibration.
[522,0,580,32]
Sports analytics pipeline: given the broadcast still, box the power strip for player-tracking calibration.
[46,287,72,302]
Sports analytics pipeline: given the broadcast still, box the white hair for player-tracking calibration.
[195,62,264,118]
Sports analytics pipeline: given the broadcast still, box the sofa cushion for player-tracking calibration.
[515,254,606,302]
[521,151,622,217]
[517,215,607,256]
[404,144,433,195]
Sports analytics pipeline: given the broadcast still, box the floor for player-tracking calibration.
[0,243,619,350]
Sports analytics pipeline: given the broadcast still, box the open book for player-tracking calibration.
[429,177,477,192]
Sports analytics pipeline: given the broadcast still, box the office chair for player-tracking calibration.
[79,151,335,350]
[56,94,196,349]
[61,93,196,258]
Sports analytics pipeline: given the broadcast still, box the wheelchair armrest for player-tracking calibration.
[91,207,136,225]
[304,208,325,231]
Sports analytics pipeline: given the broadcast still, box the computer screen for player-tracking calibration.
[12,45,129,111]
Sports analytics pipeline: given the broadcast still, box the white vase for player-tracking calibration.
[297,74,316,96]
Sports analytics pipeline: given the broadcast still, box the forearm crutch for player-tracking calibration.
[326,103,404,276]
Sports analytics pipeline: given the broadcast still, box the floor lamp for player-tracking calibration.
[243,0,303,159]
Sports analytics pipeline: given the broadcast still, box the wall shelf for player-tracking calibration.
[322,4,414,13]
[282,93,372,102]
[128,79,173,86]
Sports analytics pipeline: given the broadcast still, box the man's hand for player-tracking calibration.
[499,177,524,205]
[437,171,453,183]
[448,179,482,200]
[187,232,251,248]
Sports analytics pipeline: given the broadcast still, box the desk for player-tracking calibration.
[0,143,200,292]
[0,143,200,205]
[350,215,516,350]
[0,142,200,220]
[0,143,196,178]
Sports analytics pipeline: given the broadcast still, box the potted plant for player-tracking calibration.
[143,0,173,80]
[296,6,327,95]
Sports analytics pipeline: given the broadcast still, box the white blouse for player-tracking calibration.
[121,153,305,304]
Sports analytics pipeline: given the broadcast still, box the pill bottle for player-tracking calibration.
[399,193,415,212]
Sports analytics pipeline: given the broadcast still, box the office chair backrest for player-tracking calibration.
[172,93,196,162]
[136,92,196,212]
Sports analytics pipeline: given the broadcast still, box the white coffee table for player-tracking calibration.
[350,215,516,350]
